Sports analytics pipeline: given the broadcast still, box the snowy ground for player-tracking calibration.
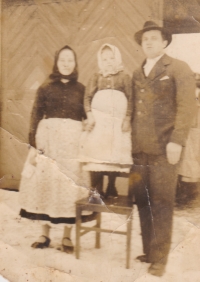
[0,188,200,282]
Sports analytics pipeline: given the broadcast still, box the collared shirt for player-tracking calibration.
[143,54,164,77]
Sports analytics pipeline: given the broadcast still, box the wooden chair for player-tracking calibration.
[75,195,133,269]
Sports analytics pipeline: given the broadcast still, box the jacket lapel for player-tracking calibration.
[147,54,171,82]
[134,55,172,88]
[135,61,149,87]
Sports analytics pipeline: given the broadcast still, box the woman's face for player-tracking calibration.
[57,49,76,75]
[101,48,115,73]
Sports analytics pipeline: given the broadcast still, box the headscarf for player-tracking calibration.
[97,43,124,77]
[49,45,78,82]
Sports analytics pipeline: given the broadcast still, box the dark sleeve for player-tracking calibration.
[80,84,87,120]
[122,73,133,117]
[29,86,46,148]
[169,61,197,146]
[84,73,98,113]
[130,72,137,122]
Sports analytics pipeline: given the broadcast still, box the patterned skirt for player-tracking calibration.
[19,118,91,224]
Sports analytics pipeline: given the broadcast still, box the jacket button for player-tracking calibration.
[138,100,143,103]
[137,111,141,115]
[140,89,144,92]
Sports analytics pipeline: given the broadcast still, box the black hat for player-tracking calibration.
[134,21,172,47]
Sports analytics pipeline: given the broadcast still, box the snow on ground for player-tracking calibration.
[0,189,200,282]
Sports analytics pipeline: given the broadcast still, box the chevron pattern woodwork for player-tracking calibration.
[1,0,162,183]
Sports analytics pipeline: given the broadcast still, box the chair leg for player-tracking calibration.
[126,211,132,269]
[76,206,81,259]
[95,213,101,249]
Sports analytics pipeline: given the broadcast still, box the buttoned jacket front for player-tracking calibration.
[131,54,196,155]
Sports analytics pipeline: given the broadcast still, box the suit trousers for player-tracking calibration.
[129,153,178,264]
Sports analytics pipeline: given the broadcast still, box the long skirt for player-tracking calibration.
[79,89,133,173]
[19,118,90,225]
[179,105,200,182]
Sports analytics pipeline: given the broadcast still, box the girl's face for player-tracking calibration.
[57,49,76,75]
[101,48,115,73]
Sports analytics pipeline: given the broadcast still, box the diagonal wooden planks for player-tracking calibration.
[2,0,158,141]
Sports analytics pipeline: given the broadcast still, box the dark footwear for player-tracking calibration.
[57,237,74,254]
[105,186,118,199]
[148,262,166,277]
[31,235,51,249]
[135,254,149,263]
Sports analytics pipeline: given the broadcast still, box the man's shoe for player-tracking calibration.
[148,262,166,277]
[135,254,149,263]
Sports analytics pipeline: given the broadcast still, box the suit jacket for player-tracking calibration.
[131,54,196,155]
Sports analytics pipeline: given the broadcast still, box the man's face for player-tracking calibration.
[141,30,168,59]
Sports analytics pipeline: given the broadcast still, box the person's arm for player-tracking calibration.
[122,73,133,132]
[80,84,87,120]
[29,86,46,148]
[84,73,98,113]
[84,74,98,131]
[167,61,196,164]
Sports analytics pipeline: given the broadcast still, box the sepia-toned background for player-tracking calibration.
[1,0,200,189]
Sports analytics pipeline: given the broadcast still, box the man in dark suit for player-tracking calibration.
[129,21,196,276]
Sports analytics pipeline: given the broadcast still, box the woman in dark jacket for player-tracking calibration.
[19,45,90,253]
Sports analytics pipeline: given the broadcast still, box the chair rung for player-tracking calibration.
[80,226,127,235]
[80,230,91,236]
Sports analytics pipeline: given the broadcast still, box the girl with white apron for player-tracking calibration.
[79,44,133,198]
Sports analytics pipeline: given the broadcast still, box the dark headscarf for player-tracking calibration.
[49,45,78,82]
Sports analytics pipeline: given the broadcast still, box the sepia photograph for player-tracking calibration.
[0,0,200,281]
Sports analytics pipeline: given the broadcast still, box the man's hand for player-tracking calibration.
[166,142,182,165]
[85,111,95,131]
[122,117,131,132]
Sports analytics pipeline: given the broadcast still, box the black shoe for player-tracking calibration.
[105,186,118,198]
[135,254,149,263]
[57,237,74,254]
[31,235,51,249]
[148,262,166,277]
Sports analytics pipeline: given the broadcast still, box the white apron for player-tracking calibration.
[19,118,90,219]
[79,89,133,172]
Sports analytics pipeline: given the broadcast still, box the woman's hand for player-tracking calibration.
[28,146,37,166]
[122,117,131,132]
[82,119,88,131]
[85,112,95,131]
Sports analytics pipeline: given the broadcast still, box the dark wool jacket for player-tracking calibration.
[131,54,197,155]
[29,80,86,147]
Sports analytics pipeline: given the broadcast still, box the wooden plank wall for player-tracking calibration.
[0,0,163,188]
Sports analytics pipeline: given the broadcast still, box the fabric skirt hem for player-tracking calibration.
[82,162,132,173]
[20,209,97,225]
[79,156,133,165]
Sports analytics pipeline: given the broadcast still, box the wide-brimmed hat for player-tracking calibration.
[134,21,172,47]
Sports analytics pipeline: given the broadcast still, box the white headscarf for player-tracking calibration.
[97,43,124,77]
